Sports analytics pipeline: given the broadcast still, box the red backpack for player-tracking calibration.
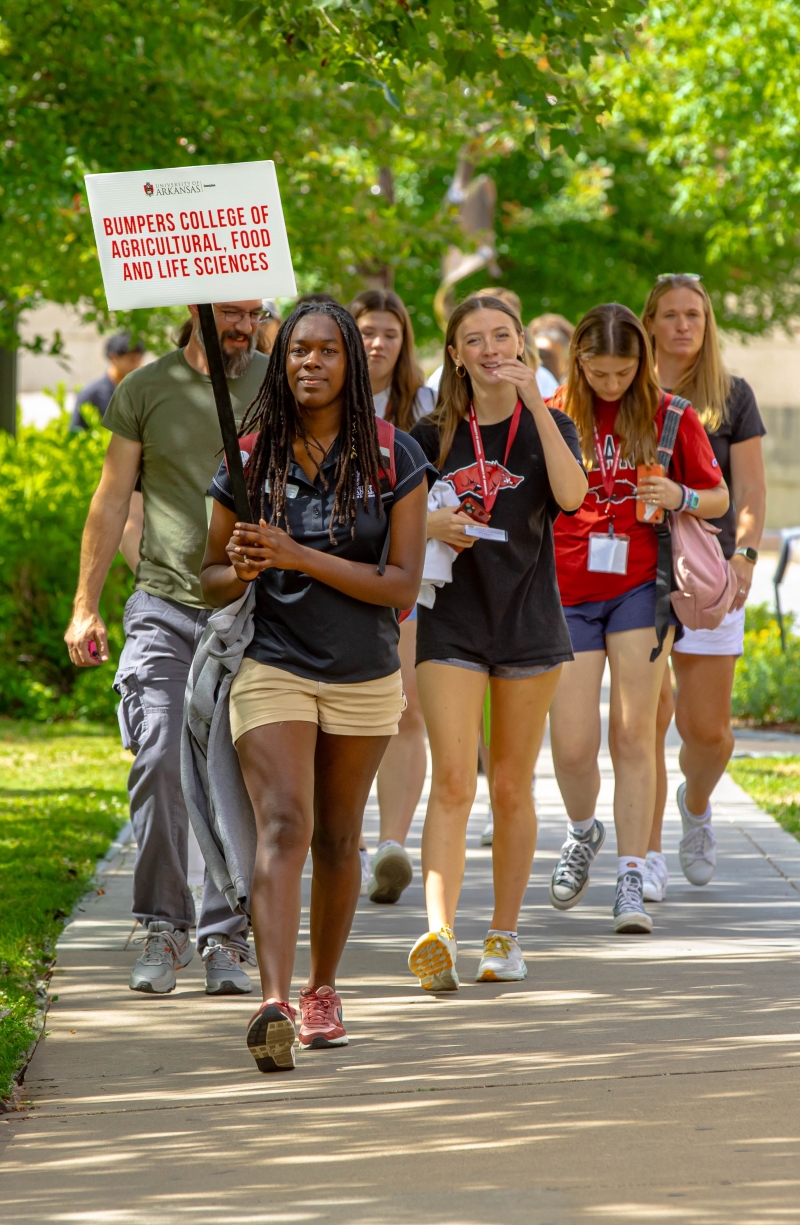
[229,418,412,620]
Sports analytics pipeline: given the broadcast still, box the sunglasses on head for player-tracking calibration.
[656,273,703,282]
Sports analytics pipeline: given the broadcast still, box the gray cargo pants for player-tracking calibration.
[115,589,249,952]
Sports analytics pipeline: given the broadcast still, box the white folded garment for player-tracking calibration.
[419,481,460,608]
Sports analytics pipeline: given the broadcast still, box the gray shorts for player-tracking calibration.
[424,657,561,680]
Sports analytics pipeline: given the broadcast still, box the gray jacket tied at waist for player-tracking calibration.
[181,586,257,920]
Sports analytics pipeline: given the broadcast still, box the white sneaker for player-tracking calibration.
[480,809,493,846]
[408,925,459,991]
[643,851,669,903]
[129,921,194,994]
[359,848,371,896]
[368,841,413,904]
[677,782,717,886]
[476,932,527,982]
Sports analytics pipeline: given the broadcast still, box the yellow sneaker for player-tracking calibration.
[408,926,459,991]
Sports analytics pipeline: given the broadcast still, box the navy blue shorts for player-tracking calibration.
[563,581,680,654]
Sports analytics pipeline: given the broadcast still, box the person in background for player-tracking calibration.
[70,332,147,572]
[256,300,282,356]
[64,301,269,998]
[642,275,767,901]
[348,290,436,904]
[69,332,146,431]
[529,313,574,386]
[548,304,728,935]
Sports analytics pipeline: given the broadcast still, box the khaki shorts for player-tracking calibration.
[229,658,405,742]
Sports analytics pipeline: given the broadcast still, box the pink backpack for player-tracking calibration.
[650,396,736,660]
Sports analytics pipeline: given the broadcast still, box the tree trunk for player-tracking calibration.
[0,344,17,437]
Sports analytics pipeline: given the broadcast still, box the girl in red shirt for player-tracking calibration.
[548,304,729,933]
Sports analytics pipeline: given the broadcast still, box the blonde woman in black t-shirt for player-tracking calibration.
[642,275,767,901]
[408,295,587,990]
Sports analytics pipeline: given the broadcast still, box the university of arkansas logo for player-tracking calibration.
[447,460,524,501]
[143,182,154,196]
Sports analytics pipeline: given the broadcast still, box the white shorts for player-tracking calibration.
[672,605,746,658]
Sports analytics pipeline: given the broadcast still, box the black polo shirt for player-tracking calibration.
[210,429,434,683]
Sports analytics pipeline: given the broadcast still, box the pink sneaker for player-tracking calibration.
[298,985,348,1049]
[246,998,297,1073]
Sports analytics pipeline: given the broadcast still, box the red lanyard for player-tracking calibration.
[593,426,622,499]
[467,398,523,516]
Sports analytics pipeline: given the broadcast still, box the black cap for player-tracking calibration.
[104,331,145,358]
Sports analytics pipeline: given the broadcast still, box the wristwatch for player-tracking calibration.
[734,546,759,563]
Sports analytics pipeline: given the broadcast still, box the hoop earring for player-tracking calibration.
[455,364,466,379]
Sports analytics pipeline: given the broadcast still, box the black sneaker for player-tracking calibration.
[549,819,605,910]
[613,870,653,934]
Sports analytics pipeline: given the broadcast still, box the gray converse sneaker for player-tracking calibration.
[368,841,413,904]
[677,782,717,885]
[129,921,193,994]
[202,936,255,995]
[613,870,653,934]
[549,819,606,910]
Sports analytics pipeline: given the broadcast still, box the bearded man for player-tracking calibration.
[65,302,268,996]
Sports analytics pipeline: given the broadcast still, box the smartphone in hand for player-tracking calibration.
[636,464,665,524]
[460,496,491,525]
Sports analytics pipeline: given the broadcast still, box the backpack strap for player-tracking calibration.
[656,394,690,471]
[375,418,397,576]
[225,433,258,472]
[650,394,691,661]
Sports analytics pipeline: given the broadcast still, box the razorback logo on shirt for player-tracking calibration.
[446,459,524,502]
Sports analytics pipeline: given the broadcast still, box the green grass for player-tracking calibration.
[0,721,130,1102]
[729,756,800,843]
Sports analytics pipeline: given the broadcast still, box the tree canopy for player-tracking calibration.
[2,0,798,353]
[0,0,640,347]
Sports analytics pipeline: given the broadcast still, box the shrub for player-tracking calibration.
[0,397,133,722]
[732,603,800,725]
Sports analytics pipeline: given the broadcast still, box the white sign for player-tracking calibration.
[84,160,297,310]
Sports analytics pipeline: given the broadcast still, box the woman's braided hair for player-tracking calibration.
[239,301,384,540]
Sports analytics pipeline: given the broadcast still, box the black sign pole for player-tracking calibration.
[197,302,253,524]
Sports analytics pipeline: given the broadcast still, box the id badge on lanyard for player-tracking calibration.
[589,426,629,575]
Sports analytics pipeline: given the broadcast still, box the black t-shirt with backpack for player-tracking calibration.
[411,405,583,670]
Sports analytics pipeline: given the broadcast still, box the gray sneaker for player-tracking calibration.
[129,921,194,994]
[368,841,413,904]
[549,819,606,910]
[480,808,494,847]
[613,870,653,934]
[202,936,255,995]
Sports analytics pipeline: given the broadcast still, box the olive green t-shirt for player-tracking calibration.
[103,348,268,607]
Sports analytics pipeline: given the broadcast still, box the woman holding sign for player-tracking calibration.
[200,301,432,1071]
[408,295,587,990]
[547,303,728,933]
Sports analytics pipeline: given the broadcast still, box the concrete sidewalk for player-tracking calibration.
[2,737,800,1224]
